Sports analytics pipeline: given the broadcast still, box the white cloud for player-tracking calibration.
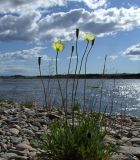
[38,7,140,41]
[0,46,56,75]
[0,11,41,41]
[0,63,39,75]
[109,55,118,61]
[67,56,77,59]
[123,43,140,61]
[0,4,140,42]
[69,0,108,9]
[0,0,107,14]
[0,0,66,14]
[0,46,49,60]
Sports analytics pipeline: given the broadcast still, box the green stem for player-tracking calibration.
[66,46,74,112]
[56,51,64,108]
[71,38,78,108]
[84,44,94,110]
[71,39,78,128]
[74,41,89,109]
[99,55,107,113]
[39,65,48,109]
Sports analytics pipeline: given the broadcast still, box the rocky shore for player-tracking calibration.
[0,100,140,160]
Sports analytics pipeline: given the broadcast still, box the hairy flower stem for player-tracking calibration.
[74,41,89,109]
[56,51,64,108]
[66,46,74,110]
[47,78,50,110]
[65,46,74,144]
[99,55,107,113]
[83,44,94,111]
[71,38,78,128]
[38,64,48,110]
[71,38,78,108]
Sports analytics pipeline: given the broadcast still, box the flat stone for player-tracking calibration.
[46,113,62,120]
[2,152,28,160]
[9,128,19,135]
[0,130,5,135]
[104,135,117,145]
[21,128,34,135]
[8,149,29,156]
[12,124,21,130]
[29,124,39,131]
[110,153,128,160]
[120,146,140,157]
[29,151,37,158]
[2,152,18,159]
[16,143,36,151]
[130,138,140,145]
[2,139,7,143]
[11,136,22,144]
[0,142,7,151]
[132,131,139,137]
[21,140,30,145]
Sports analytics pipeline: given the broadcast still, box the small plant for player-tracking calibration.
[0,98,14,105]
[21,101,36,109]
[36,29,118,160]
[38,114,115,160]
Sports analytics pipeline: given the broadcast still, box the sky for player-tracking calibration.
[0,0,140,76]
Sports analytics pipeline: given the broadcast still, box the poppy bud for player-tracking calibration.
[91,39,95,46]
[71,46,74,53]
[76,28,79,39]
[38,57,41,67]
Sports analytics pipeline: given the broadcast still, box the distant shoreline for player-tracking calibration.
[0,73,140,79]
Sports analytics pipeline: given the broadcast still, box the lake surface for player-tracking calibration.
[0,78,140,117]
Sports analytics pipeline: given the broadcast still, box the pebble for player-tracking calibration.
[120,146,140,157]
[16,143,36,151]
[10,136,22,144]
[9,128,19,135]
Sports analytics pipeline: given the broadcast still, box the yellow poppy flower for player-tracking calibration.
[52,40,65,52]
[84,33,95,42]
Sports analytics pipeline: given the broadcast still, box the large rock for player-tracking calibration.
[16,143,36,151]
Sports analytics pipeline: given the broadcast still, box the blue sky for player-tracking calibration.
[0,0,140,76]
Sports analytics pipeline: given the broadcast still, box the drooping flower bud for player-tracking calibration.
[76,28,79,39]
[71,46,74,53]
[38,57,41,67]
[91,38,95,46]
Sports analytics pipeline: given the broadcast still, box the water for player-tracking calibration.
[0,78,140,117]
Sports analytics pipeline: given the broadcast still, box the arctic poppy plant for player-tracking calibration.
[52,40,65,52]
[84,33,95,42]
